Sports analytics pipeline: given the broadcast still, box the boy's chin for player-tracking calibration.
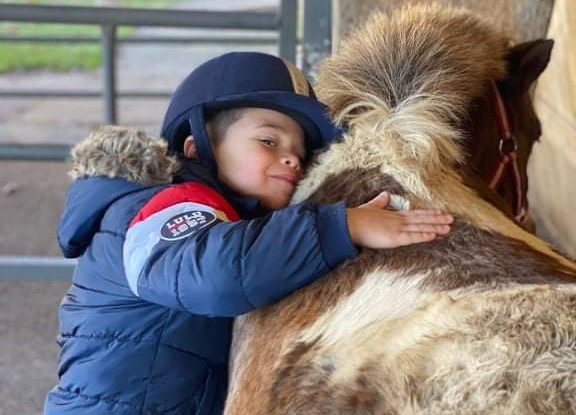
[260,196,291,210]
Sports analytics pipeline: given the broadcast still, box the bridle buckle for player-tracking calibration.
[499,135,518,156]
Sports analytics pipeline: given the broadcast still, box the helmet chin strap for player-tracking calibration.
[188,107,218,175]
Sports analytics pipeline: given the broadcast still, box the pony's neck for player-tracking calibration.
[294,106,464,205]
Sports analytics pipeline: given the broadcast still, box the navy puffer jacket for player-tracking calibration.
[44,161,356,415]
[45,51,354,415]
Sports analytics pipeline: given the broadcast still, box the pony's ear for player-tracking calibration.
[507,39,554,91]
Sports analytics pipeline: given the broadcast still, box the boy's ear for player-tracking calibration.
[183,136,198,159]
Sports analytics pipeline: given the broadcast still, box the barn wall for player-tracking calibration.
[528,0,576,257]
[333,0,554,48]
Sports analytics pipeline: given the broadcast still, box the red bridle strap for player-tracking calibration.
[487,83,529,226]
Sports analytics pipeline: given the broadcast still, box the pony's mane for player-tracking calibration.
[316,4,512,171]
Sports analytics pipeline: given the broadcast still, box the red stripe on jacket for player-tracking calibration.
[130,182,240,227]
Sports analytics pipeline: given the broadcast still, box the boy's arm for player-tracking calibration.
[123,182,357,317]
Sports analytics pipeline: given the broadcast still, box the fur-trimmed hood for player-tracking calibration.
[58,126,177,257]
[58,177,151,258]
[69,125,178,186]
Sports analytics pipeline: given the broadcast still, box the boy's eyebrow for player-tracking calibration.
[254,121,286,131]
[255,122,305,141]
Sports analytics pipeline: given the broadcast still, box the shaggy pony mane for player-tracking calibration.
[315,5,511,175]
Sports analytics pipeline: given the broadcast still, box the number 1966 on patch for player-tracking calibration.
[160,210,217,241]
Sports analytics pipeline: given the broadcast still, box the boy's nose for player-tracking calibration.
[281,154,301,171]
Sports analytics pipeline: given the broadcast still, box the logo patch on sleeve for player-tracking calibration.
[160,210,217,241]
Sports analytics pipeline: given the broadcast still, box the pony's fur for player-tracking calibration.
[69,125,178,185]
[296,6,568,264]
[301,5,509,197]
[225,5,576,415]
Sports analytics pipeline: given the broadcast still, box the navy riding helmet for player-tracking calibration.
[160,52,341,170]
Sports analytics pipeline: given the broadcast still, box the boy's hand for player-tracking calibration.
[346,192,453,249]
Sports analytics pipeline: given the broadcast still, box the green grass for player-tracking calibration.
[0,0,182,73]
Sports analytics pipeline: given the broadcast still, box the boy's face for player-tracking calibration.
[212,108,306,210]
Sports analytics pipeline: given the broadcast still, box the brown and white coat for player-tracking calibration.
[225,5,576,415]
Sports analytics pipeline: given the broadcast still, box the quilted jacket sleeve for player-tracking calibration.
[123,182,357,317]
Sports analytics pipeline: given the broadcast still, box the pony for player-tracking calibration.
[224,4,576,415]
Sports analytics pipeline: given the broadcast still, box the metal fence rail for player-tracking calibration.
[0,256,76,280]
[0,34,278,44]
[0,0,338,163]
[0,2,296,131]
[0,3,280,29]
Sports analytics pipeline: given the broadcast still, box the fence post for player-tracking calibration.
[279,0,297,63]
[101,23,117,124]
[301,0,331,80]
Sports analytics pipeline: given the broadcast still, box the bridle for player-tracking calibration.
[487,82,530,227]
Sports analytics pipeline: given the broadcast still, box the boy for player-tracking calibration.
[45,52,452,415]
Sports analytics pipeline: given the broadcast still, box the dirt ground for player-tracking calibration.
[0,280,68,415]
[0,161,69,256]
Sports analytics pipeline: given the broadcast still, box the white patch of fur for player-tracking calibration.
[311,290,464,386]
[228,315,256,398]
[293,284,576,414]
[297,270,430,348]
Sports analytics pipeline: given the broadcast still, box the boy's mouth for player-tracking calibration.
[270,174,298,186]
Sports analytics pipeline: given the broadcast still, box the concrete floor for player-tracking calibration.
[0,280,68,415]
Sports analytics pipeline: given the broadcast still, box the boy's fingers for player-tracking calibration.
[362,191,390,208]
[403,213,454,225]
[402,224,451,234]
[403,209,455,224]
[407,208,445,215]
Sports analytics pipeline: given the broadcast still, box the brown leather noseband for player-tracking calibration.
[487,82,530,227]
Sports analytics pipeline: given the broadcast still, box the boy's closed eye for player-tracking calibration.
[258,137,305,166]
[259,137,277,147]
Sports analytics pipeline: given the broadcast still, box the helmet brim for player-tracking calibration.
[203,90,342,154]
